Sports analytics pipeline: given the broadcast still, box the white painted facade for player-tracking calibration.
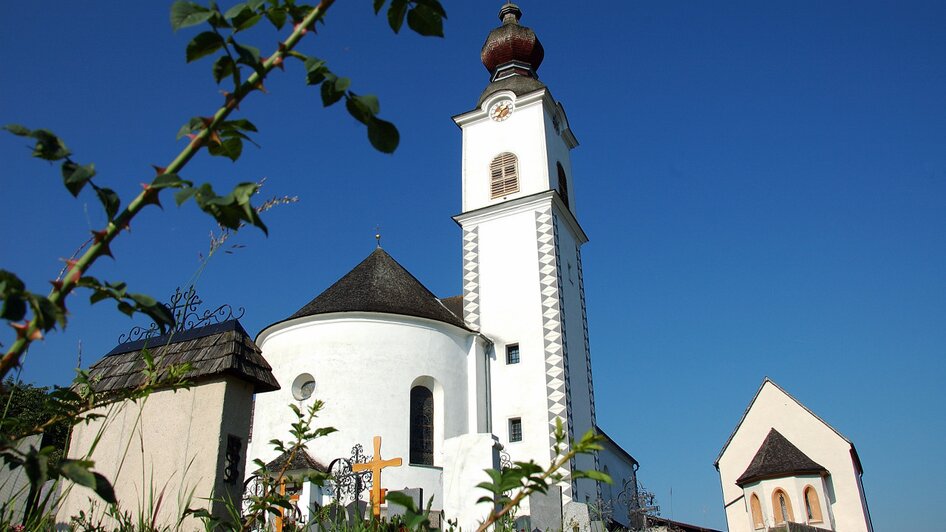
[245,8,638,527]
[716,379,873,532]
[596,433,640,528]
[250,313,489,512]
[454,86,597,505]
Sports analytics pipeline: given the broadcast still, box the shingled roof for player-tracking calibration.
[284,248,468,330]
[265,449,328,474]
[92,320,279,393]
[736,428,828,486]
[439,295,464,322]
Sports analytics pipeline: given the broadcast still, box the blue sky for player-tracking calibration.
[2,1,944,530]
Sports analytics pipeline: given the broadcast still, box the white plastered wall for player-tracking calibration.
[457,90,560,214]
[741,474,832,530]
[250,313,479,512]
[57,377,254,529]
[596,439,638,528]
[717,381,872,532]
[463,200,548,470]
[457,86,598,503]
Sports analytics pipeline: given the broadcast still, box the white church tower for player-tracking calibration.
[453,4,599,504]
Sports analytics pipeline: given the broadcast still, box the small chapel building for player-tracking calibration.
[714,378,873,532]
[247,3,640,529]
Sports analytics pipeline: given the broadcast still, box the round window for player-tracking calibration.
[291,373,316,401]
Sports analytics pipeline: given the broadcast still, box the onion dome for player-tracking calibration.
[480,3,545,80]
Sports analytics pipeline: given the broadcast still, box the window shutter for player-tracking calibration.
[490,152,519,198]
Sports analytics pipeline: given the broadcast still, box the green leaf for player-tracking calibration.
[231,40,261,69]
[221,119,258,132]
[373,0,385,15]
[131,294,175,332]
[303,57,327,85]
[117,301,135,317]
[207,136,243,161]
[264,7,288,29]
[23,447,50,487]
[0,270,28,321]
[93,186,120,221]
[3,124,31,136]
[346,93,381,125]
[320,74,348,107]
[387,0,409,33]
[385,492,417,511]
[407,4,444,37]
[186,31,225,63]
[1,295,26,322]
[61,161,96,197]
[59,459,96,488]
[92,472,117,504]
[174,187,198,206]
[223,2,248,19]
[233,11,263,32]
[367,117,399,153]
[415,0,447,18]
[30,129,70,161]
[212,55,236,84]
[345,96,372,125]
[578,469,612,483]
[170,1,214,31]
[152,173,191,190]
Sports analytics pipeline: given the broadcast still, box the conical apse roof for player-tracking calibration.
[285,248,467,330]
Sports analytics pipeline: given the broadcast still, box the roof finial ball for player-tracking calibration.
[375,225,382,248]
[499,2,522,24]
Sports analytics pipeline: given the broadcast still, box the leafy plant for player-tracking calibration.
[474,419,611,532]
[0,0,446,384]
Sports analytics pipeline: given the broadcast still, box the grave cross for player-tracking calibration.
[352,435,402,518]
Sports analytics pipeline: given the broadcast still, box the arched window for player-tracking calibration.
[556,162,569,209]
[409,386,434,465]
[772,488,794,524]
[750,493,764,529]
[490,152,519,198]
[804,486,823,523]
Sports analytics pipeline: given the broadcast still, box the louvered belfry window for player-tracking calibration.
[490,152,519,198]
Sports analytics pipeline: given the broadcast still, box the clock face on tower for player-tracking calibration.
[489,100,514,122]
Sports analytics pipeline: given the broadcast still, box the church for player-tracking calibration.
[246,3,639,528]
[57,3,641,530]
[715,379,873,532]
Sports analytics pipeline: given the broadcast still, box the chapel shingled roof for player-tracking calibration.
[92,320,279,393]
[736,428,828,486]
[286,248,468,330]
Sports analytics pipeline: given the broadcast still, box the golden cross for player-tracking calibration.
[351,435,402,518]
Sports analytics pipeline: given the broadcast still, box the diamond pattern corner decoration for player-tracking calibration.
[461,226,481,328]
[535,207,578,479]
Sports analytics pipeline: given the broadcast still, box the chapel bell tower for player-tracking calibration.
[452,3,598,504]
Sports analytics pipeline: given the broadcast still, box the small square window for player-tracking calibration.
[506,344,520,364]
[509,418,522,442]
